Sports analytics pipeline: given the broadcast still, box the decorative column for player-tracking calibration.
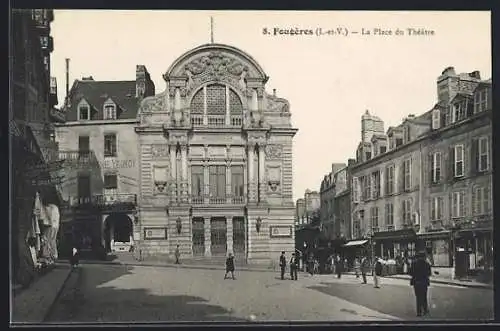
[226,163,232,204]
[247,215,252,259]
[204,217,211,257]
[227,217,233,254]
[180,145,188,202]
[203,86,208,126]
[258,144,266,203]
[225,86,231,126]
[170,143,178,201]
[204,161,210,204]
[247,143,256,203]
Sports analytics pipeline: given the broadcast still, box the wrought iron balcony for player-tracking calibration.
[69,194,137,211]
[57,150,100,167]
[190,194,246,205]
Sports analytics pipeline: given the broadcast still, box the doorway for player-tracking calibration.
[104,213,133,252]
[210,217,227,256]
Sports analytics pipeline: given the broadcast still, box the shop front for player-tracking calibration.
[372,228,417,260]
[342,239,370,269]
[417,230,452,267]
[453,227,493,280]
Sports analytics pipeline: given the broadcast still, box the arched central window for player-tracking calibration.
[190,84,243,127]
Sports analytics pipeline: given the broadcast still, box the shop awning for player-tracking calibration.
[343,239,368,247]
[417,230,451,241]
[372,228,417,241]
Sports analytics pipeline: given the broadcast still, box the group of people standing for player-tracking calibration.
[280,251,299,280]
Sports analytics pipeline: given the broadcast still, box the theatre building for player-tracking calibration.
[134,43,298,265]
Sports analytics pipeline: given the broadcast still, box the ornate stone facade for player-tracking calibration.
[135,44,298,264]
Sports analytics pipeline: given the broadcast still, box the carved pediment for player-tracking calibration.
[182,52,251,94]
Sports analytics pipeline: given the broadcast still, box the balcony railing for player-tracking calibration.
[207,115,225,128]
[70,194,137,209]
[191,195,246,205]
[57,150,100,167]
[190,114,243,128]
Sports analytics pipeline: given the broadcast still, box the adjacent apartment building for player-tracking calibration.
[55,65,155,254]
[349,67,492,273]
[10,9,60,285]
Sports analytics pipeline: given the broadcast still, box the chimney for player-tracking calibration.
[65,58,70,97]
[469,71,481,79]
[273,89,276,97]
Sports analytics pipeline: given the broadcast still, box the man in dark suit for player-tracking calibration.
[279,251,287,280]
[290,253,298,280]
[410,251,432,316]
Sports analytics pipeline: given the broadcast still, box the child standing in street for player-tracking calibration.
[224,253,236,280]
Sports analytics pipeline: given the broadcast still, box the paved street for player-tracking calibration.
[44,263,493,323]
[306,274,494,321]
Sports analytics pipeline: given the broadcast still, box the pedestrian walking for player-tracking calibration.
[290,253,298,280]
[175,245,181,264]
[373,256,383,288]
[279,251,287,280]
[360,256,369,284]
[410,251,432,317]
[335,255,343,279]
[307,253,314,275]
[224,253,236,280]
[354,257,361,278]
[70,246,79,268]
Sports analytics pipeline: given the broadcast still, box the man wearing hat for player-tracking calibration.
[410,251,432,317]
[279,251,287,280]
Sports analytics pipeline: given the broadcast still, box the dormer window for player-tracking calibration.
[451,101,466,123]
[404,126,411,143]
[474,89,489,113]
[380,146,387,154]
[78,101,90,121]
[104,103,117,120]
[432,108,441,129]
[395,138,403,147]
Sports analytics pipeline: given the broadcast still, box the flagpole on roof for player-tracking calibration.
[210,16,214,43]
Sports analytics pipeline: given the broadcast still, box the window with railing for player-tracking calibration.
[104,174,118,200]
[190,84,243,127]
[104,134,117,157]
[231,165,244,203]
[209,165,226,204]
[191,165,204,204]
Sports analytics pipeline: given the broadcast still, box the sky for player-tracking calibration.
[49,10,491,202]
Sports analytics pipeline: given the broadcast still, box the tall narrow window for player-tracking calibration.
[432,108,441,129]
[473,186,491,215]
[431,152,442,183]
[104,134,117,157]
[209,165,226,199]
[454,145,464,177]
[371,171,380,199]
[403,158,412,191]
[78,105,90,120]
[386,165,394,195]
[431,196,443,221]
[77,174,91,204]
[451,191,466,218]
[474,89,489,113]
[478,137,489,172]
[385,203,394,230]
[352,177,360,203]
[231,165,244,197]
[104,104,117,120]
[104,174,118,196]
[402,199,412,224]
[191,166,204,197]
[371,207,379,233]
